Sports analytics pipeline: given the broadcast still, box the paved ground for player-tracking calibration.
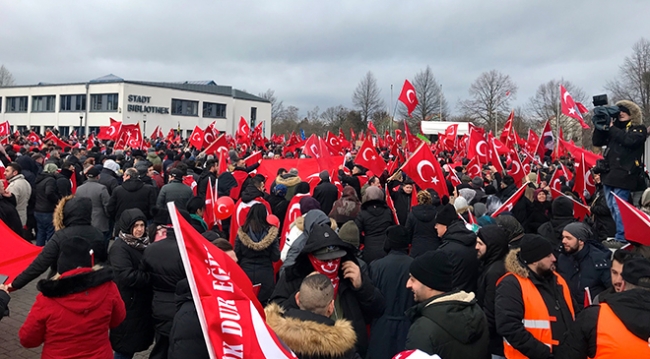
[0,273,152,358]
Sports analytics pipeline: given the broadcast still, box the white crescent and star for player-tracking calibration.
[320,262,338,274]
[476,141,487,157]
[406,89,416,104]
[362,148,375,162]
[416,160,436,183]
[563,91,571,104]
[107,126,116,136]
[310,144,320,158]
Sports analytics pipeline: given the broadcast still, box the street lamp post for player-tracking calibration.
[143,114,147,137]
[79,112,84,137]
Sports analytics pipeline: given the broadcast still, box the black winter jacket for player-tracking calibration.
[405,290,490,359]
[0,194,23,235]
[11,196,107,289]
[57,168,74,198]
[270,226,385,357]
[556,242,611,307]
[388,181,412,226]
[338,171,362,200]
[313,179,338,215]
[168,279,209,359]
[99,168,120,196]
[437,221,481,293]
[355,199,395,263]
[234,226,280,303]
[197,170,216,200]
[108,178,157,222]
[588,186,616,241]
[33,172,61,213]
[268,193,289,229]
[108,208,154,353]
[405,204,440,258]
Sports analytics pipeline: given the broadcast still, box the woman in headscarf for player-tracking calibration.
[355,186,395,263]
[108,208,154,359]
[329,186,361,228]
[523,188,551,233]
[235,203,280,303]
[267,184,289,230]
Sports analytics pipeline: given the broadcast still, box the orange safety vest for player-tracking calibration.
[500,272,575,359]
[592,303,650,358]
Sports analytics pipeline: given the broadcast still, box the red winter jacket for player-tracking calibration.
[19,267,126,359]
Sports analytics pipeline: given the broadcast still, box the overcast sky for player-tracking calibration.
[1,0,649,117]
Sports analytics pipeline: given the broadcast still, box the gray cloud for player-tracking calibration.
[1,0,649,116]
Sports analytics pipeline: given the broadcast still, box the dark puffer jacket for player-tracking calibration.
[537,196,576,248]
[108,209,154,354]
[11,196,107,289]
[437,221,481,293]
[99,167,120,196]
[556,241,611,307]
[355,199,395,263]
[405,290,490,359]
[108,178,157,222]
[235,226,280,303]
[33,172,61,213]
[168,279,209,359]
[405,204,440,258]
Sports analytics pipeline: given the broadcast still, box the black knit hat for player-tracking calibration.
[57,237,92,274]
[384,225,410,252]
[622,258,650,288]
[435,204,458,226]
[409,250,453,292]
[518,234,554,264]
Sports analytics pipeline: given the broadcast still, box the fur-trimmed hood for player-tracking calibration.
[53,195,92,231]
[265,303,356,357]
[616,100,643,125]
[276,174,302,187]
[237,226,279,251]
[504,248,529,278]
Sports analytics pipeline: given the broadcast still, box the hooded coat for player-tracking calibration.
[405,204,440,258]
[475,225,509,356]
[235,225,280,303]
[355,199,395,263]
[33,172,61,213]
[313,177,339,215]
[281,210,337,274]
[270,227,386,357]
[592,100,647,190]
[19,267,126,359]
[495,249,576,359]
[108,178,157,222]
[329,187,361,227]
[99,166,120,196]
[537,196,576,248]
[11,196,107,290]
[405,290,490,359]
[589,184,616,241]
[557,288,650,359]
[265,303,358,359]
[275,173,302,201]
[108,209,154,354]
[437,221,481,293]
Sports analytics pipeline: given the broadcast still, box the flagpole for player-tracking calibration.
[390,84,393,133]
[556,85,561,158]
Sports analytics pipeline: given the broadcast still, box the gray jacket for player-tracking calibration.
[156,180,193,210]
[75,179,110,232]
[7,174,32,226]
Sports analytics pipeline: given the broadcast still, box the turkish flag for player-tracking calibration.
[403,122,419,153]
[560,139,603,169]
[27,131,41,145]
[368,121,378,135]
[114,123,143,150]
[613,193,650,246]
[467,127,488,164]
[0,121,10,137]
[500,110,515,146]
[203,180,216,230]
[393,349,442,359]
[448,170,462,188]
[168,204,295,359]
[550,188,591,220]
[280,193,308,251]
[443,124,458,151]
[325,131,342,154]
[0,217,42,281]
[217,150,228,175]
[507,153,526,185]
[244,151,263,167]
[527,129,540,153]
[466,156,481,179]
[536,120,554,159]
[489,137,505,173]
[560,85,590,129]
[44,131,71,149]
[182,175,198,196]
[548,168,564,192]
[204,134,229,157]
[236,117,251,144]
[491,181,529,217]
[86,133,95,149]
[150,125,164,140]
[385,184,400,224]
[398,79,418,117]
[229,197,273,246]
[354,138,385,176]
[97,118,122,140]
[400,143,448,196]
[189,126,205,150]
[202,121,219,149]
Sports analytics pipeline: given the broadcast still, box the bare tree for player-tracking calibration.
[352,71,385,124]
[321,105,349,129]
[399,66,449,127]
[527,79,587,139]
[258,89,285,125]
[0,65,16,87]
[458,70,518,132]
[605,38,650,124]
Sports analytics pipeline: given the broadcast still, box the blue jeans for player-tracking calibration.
[113,352,133,359]
[603,184,630,241]
[34,212,54,246]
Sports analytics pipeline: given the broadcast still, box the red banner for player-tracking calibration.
[0,218,42,281]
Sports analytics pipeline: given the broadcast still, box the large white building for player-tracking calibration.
[0,74,271,139]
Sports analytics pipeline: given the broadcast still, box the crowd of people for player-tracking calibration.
[1,99,650,359]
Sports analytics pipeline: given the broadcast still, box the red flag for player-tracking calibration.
[550,188,591,220]
[44,131,71,149]
[204,134,229,157]
[443,124,458,151]
[70,169,77,194]
[466,156,482,179]
[27,131,41,145]
[576,102,589,114]
[560,85,590,129]
[613,193,650,246]
[354,138,385,176]
[572,154,588,203]
[97,118,122,140]
[150,125,164,140]
[536,120,554,159]
[114,123,143,150]
[491,181,529,217]
[398,79,418,116]
[400,143,448,196]
[489,137,505,173]
[0,121,10,137]
[403,121,419,153]
[217,150,228,175]
[467,209,477,225]
[385,184,400,225]
[86,133,95,149]
[203,180,216,230]
[560,139,603,169]
[168,204,295,359]
[202,122,219,149]
[236,117,251,144]
[500,110,515,145]
[0,218,42,281]
[230,197,273,246]
[349,128,356,142]
[507,154,526,186]
[548,169,564,192]
[368,121,378,135]
[448,170,462,188]
[244,151,263,167]
[166,128,175,142]
[527,129,540,153]
[182,175,198,196]
[189,126,205,150]
[281,193,309,251]
[325,131,343,154]
[467,127,488,164]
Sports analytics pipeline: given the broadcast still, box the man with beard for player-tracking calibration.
[556,223,611,307]
[496,235,576,359]
[593,249,643,304]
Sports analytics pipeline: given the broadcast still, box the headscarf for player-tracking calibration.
[273,184,288,197]
[362,186,384,203]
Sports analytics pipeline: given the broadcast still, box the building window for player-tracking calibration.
[60,94,86,112]
[171,99,199,116]
[203,102,227,118]
[0,97,2,113]
[58,126,70,138]
[250,107,257,128]
[32,95,56,112]
[90,93,119,112]
[6,96,28,113]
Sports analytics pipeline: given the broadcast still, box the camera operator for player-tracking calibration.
[592,99,647,247]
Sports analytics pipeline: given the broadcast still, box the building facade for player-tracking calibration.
[0,74,271,139]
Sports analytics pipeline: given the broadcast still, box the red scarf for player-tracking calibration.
[308,254,341,297]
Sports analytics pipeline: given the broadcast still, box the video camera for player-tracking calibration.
[591,94,621,131]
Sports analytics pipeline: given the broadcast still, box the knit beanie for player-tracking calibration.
[57,236,93,274]
[563,222,592,242]
[299,196,321,214]
[495,215,525,242]
[338,221,360,248]
[384,225,410,252]
[435,204,458,226]
[622,258,650,288]
[409,250,453,292]
[43,163,59,174]
[552,196,574,218]
[518,234,554,264]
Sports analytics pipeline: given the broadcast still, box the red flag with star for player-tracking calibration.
[491,182,529,217]
[236,117,250,144]
[400,142,448,196]
[398,79,418,117]
[560,85,590,129]
[189,126,205,150]
[354,138,385,176]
